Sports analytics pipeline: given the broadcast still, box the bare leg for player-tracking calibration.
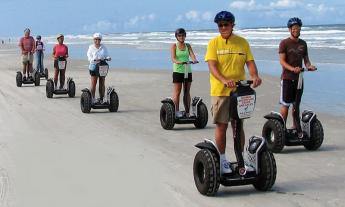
[90,76,98,99]
[54,68,59,88]
[215,123,228,154]
[172,83,182,112]
[183,82,192,114]
[59,69,66,89]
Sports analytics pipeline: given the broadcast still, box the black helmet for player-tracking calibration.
[175,28,186,38]
[214,11,235,23]
[36,35,41,40]
[287,17,302,28]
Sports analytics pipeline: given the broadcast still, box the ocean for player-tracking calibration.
[42,24,345,116]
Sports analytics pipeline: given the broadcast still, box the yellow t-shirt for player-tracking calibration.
[205,34,254,96]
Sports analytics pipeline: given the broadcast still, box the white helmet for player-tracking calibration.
[93,33,102,40]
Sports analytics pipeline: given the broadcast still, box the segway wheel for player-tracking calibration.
[80,91,91,113]
[68,80,76,98]
[160,103,175,130]
[194,102,208,129]
[304,119,324,150]
[253,150,277,191]
[34,72,40,86]
[16,72,22,87]
[46,79,54,98]
[193,149,220,196]
[262,119,285,153]
[109,91,119,112]
[44,68,49,80]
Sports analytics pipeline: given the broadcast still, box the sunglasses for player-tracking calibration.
[94,38,101,41]
[177,34,186,37]
[218,23,232,28]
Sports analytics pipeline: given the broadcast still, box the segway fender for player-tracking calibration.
[195,139,219,155]
[81,88,91,95]
[264,111,285,125]
[161,97,174,104]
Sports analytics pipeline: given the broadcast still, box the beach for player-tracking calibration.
[1,43,345,207]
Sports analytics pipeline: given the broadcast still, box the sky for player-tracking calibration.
[0,0,345,37]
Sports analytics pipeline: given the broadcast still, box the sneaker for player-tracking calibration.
[175,111,183,118]
[23,76,27,81]
[220,160,232,174]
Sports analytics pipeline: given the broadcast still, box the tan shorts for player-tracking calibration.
[211,96,232,124]
[22,54,34,64]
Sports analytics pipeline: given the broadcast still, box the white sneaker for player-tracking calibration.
[175,111,183,118]
[220,159,232,174]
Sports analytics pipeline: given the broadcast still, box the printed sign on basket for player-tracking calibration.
[237,95,256,119]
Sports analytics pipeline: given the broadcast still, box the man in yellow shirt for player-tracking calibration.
[205,11,262,174]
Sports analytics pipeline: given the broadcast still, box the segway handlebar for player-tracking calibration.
[94,57,111,62]
[180,61,199,65]
[236,80,253,86]
[300,67,317,72]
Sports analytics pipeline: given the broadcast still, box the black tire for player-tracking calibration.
[46,80,54,98]
[34,72,40,86]
[304,119,324,150]
[193,149,220,196]
[80,91,91,113]
[262,119,285,153]
[16,72,22,87]
[253,150,277,191]
[109,91,119,112]
[68,80,76,98]
[160,103,175,130]
[194,102,208,129]
[44,68,49,80]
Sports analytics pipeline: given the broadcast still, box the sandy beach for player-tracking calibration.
[1,43,345,207]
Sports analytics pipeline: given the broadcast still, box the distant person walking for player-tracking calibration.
[18,28,35,81]
[278,17,316,138]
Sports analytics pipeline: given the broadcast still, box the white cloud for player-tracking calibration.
[202,11,212,21]
[230,0,255,10]
[306,3,335,13]
[185,10,199,21]
[82,20,117,32]
[126,13,156,27]
[269,0,301,8]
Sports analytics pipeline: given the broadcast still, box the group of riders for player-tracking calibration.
[18,11,315,174]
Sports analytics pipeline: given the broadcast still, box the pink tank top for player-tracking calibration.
[53,44,68,58]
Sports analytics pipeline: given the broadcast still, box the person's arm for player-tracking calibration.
[187,43,197,63]
[31,38,35,54]
[52,45,56,59]
[208,60,236,87]
[65,45,69,58]
[170,44,181,64]
[87,46,93,62]
[246,60,262,88]
[19,38,25,54]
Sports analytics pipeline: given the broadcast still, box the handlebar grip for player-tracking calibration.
[236,80,253,86]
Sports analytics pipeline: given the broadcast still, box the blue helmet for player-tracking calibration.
[287,17,302,28]
[214,11,235,23]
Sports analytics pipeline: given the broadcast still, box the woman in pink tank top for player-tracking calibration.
[52,34,69,89]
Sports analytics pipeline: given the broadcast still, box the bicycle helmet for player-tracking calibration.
[214,11,235,23]
[93,32,102,40]
[287,17,302,28]
[36,35,41,40]
[175,28,186,38]
[57,34,64,39]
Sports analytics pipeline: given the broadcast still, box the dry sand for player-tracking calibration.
[1,43,345,207]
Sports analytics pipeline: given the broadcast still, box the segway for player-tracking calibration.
[46,56,75,98]
[36,67,49,80]
[80,59,119,113]
[16,60,40,87]
[262,68,324,153]
[160,61,208,130]
[193,80,276,196]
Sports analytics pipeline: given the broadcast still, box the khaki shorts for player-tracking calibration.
[211,96,232,124]
[22,53,34,64]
